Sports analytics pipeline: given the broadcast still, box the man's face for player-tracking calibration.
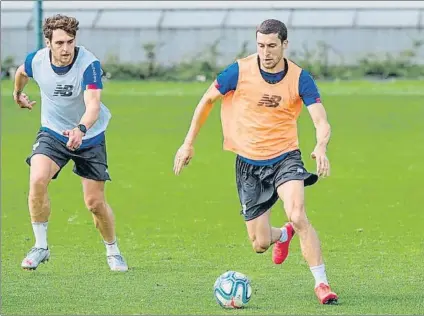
[256,32,287,70]
[46,29,76,66]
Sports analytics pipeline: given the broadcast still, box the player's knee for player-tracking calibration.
[84,195,106,213]
[289,207,310,232]
[29,174,49,196]
[252,238,271,253]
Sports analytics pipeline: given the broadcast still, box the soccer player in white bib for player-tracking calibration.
[13,15,128,272]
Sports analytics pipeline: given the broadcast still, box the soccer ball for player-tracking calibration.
[213,271,252,309]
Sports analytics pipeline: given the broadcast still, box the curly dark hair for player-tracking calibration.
[43,14,79,41]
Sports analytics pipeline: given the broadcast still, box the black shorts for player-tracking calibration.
[26,131,111,181]
[235,150,318,221]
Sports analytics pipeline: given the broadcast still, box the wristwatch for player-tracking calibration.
[77,124,87,135]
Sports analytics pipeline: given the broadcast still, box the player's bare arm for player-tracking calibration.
[63,88,101,151]
[81,88,102,129]
[13,64,36,110]
[307,102,331,177]
[173,81,223,175]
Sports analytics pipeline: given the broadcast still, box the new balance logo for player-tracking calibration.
[257,94,282,108]
[53,84,74,97]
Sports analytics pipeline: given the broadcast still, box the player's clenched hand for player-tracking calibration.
[173,143,194,175]
[13,91,36,110]
[63,128,84,151]
[311,146,330,178]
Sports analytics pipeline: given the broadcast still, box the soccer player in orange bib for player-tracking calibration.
[173,19,338,304]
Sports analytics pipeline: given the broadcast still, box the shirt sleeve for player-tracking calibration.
[299,70,322,106]
[82,60,103,90]
[24,51,38,78]
[215,62,239,95]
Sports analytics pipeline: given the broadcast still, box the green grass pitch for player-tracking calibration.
[1,79,424,315]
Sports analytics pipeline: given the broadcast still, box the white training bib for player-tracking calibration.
[31,46,111,139]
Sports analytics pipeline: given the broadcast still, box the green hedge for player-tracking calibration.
[3,39,423,81]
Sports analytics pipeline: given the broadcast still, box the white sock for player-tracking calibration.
[32,222,48,249]
[310,264,329,288]
[104,239,120,256]
[279,226,288,242]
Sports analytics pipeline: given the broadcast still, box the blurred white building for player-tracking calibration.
[2,1,423,65]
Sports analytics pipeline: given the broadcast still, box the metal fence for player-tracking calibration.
[2,1,424,66]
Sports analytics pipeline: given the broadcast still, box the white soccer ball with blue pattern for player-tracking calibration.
[213,271,252,309]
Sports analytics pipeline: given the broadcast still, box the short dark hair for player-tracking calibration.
[256,19,288,42]
[43,14,79,41]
